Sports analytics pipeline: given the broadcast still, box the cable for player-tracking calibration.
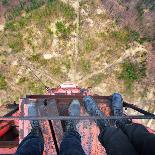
[25,65,48,89]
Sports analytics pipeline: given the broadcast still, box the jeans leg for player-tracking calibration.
[119,123,155,155]
[15,132,44,155]
[59,131,86,155]
[98,127,138,155]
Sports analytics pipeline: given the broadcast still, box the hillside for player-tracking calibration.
[0,0,155,129]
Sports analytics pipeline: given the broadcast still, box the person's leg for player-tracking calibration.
[15,103,44,155]
[60,131,85,155]
[59,99,86,155]
[83,95,138,155]
[98,127,138,155]
[117,121,155,155]
[15,131,44,155]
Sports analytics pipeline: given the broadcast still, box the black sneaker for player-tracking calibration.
[66,99,80,132]
[83,96,109,130]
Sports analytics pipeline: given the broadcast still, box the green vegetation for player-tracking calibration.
[112,29,138,42]
[56,21,70,39]
[28,54,48,66]
[117,0,124,5]
[51,65,62,77]
[0,74,7,90]
[84,38,97,53]
[6,0,45,21]
[28,82,45,94]
[5,0,76,32]
[62,57,71,71]
[110,29,145,46]
[8,33,23,53]
[97,28,143,49]
[18,77,27,84]
[87,73,104,87]
[2,0,9,6]
[136,0,155,19]
[119,59,146,91]
[80,58,91,73]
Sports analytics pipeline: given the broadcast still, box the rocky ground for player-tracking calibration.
[0,0,155,129]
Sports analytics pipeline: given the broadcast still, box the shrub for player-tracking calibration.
[5,22,15,31]
[56,21,70,39]
[29,54,42,62]
[8,33,23,53]
[0,74,7,90]
[111,29,144,45]
[2,0,9,6]
[119,59,146,90]
[51,65,62,76]
[18,77,27,84]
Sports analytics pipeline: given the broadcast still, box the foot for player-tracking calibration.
[83,96,109,130]
[66,99,80,132]
[111,93,123,116]
[111,93,132,126]
[28,103,43,137]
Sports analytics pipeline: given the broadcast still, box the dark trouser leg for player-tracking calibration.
[98,127,138,155]
[59,131,86,155]
[119,123,155,155]
[15,132,44,155]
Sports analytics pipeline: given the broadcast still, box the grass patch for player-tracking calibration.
[17,77,27,84]
[62,57,71,71]
[0,74,7,90]
[5,0,76,31]
[5,0,45,21]
[84,38,97,53]
[28,54,48,66]
[80,58,91,73]
[48,0,76,20]
[110,29,144,46]
[56,21,70,39]
[28,81,45,94]
[8,33,23,53]
[119,59,146,91]
[51,65,62,77]
[29,54,47,64]
[87,73,104,87]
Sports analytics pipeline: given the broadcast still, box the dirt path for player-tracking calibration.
[77,44,147,85]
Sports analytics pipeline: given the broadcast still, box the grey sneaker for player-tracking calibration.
[111,93,123,116]
[28,103,42,137]
[83,96,109,130]
[66,99,80,132]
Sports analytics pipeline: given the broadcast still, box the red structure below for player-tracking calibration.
[0,82,154,154]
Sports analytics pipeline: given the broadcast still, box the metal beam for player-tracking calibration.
[0,115,155,120]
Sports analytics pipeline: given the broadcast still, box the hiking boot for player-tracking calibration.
[28,103,43,137]
[111,93,123,116]
[66,99,80,132]
[83,96,109,131]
